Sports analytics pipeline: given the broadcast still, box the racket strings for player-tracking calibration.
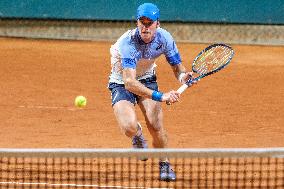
[196,47,229,72]
[194,46,233,74]
[210,47,232,66]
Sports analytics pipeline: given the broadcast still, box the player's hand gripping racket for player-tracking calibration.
[167,43,234,105]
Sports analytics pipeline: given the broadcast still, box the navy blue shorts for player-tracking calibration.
[108,76,159,106]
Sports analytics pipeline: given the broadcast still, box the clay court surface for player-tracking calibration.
[0,37,283,149]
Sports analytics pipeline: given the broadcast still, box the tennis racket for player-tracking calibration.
[167,43,234,105]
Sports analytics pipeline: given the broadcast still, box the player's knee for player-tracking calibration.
[121,122,137,137]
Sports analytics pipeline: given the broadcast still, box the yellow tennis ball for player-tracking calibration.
[74,96,87,108]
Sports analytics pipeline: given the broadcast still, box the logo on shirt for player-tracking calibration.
[156,44,162,50]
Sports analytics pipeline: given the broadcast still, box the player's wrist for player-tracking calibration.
[178,72,186,83]
[151,91,163,102]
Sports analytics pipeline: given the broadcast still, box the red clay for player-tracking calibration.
[0,38,283,148]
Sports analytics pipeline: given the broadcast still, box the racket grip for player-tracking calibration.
[177,84,188,94]
[166,84,188,105]
[166,82,191,105]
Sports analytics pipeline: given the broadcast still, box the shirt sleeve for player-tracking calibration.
[118,37,137,69]
[163,31,182,66]
[121,58,136,69]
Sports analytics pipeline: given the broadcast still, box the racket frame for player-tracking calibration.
[178,43,234,94]
[192,43,234,80]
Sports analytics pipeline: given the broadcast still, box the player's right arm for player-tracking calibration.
[123,67,153,98]
[122,65,180,103]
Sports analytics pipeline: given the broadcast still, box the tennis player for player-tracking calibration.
[108,3,194,181]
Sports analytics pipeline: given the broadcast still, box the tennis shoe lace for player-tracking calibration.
[132,134,148,148]
[132,123,148,161]
[132,123,148,149]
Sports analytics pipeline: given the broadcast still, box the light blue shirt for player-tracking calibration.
[109,27,181,84]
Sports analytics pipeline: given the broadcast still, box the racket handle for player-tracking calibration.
[166,84,188,105]
[166,80,192,105]
[177,84,188,94]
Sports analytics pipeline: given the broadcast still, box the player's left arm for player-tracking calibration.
[171,63,193,84]
[123,67,153,99]
[162,31,194,85]
[166,54,194,84]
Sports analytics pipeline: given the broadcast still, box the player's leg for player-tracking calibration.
[138,77,176,181]
[113,100,148,155]
[137,76,168,148]
[138,98,167,148]
[138,98,176,181]
[113,100,138,138]
[109,83,147,149]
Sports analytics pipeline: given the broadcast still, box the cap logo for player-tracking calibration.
[137,3,160,21]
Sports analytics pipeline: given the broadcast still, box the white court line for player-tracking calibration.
[17,105,81,111]
[0,181,173,189]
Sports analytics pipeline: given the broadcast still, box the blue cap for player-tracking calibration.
[136,3,160,21]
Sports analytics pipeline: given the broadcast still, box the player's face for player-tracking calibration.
[137,17,159,43]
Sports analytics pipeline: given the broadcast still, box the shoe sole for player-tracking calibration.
[160,177,176,182]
